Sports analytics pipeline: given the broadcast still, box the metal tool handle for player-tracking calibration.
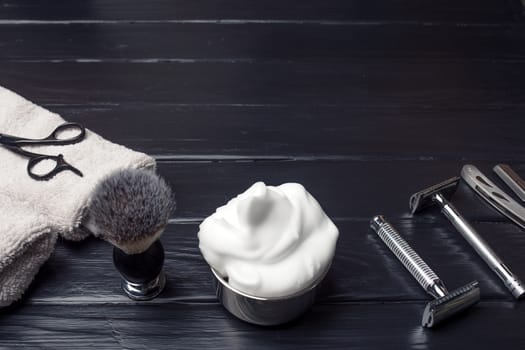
[494,164,525,202]
[370,215,447,299]
[433,193,525,299]
[462,164,525,230]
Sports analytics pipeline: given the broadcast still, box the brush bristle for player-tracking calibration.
[87,168,175,254]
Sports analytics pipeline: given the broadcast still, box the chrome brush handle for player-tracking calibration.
[371,215,448,299]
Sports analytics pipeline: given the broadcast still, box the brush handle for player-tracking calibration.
[113,239,166,300]
[370,215,448,299]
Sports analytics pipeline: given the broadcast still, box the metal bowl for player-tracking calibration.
[211,266,329,326]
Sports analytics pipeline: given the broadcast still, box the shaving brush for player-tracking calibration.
[85,168,175,300]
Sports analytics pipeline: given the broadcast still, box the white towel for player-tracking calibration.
[0,86,156,307]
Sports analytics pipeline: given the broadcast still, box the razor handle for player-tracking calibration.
[370,216,448,299]
[433,192,525,299]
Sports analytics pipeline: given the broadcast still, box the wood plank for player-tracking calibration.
[1,61,525,107]
[152,160,524,221]
[14,161,525,303]
[1,1,523,347]
[0,0,519,22]
[23,218,525,303]
[2,23,525,61]
[48,104,525,160]
[1,302,524,349]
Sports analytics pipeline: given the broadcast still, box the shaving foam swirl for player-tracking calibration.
[198,182,339,298]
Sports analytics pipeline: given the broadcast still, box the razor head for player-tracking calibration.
[422,281,480,328]
[410,177,461,215]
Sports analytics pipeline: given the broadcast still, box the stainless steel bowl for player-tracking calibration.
[211,266,329,326]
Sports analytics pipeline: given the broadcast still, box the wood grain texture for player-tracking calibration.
[46,104,525,160]
[0,0,519,22]
[2,0,525,347]
[1,302,525,350]
[21,219,525,304]
[2,23,525,61]
[1,61,525,109]
[16,162,525,304]
[153,160,524,221]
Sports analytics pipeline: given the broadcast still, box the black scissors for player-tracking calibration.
[0,122,86,181]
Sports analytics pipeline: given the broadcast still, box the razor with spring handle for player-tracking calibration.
[370,215,480,327]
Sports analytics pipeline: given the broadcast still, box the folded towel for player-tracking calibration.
[0,86,156,307]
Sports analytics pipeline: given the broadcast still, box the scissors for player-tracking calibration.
[0,122,86,181]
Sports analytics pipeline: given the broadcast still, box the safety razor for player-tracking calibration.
[410,176,525,299]
[370,215,480,328]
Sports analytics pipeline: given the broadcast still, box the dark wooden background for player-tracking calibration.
[1,0,525,348]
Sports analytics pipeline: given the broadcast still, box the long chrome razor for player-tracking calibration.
[370,215,480,327]
[410,176,525,299]
[494,164,525,202]
[462,164,525,230]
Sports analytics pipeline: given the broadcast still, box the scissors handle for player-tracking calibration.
[48,122,86,144]
[10,122,86,146]
[27,154,84,181]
